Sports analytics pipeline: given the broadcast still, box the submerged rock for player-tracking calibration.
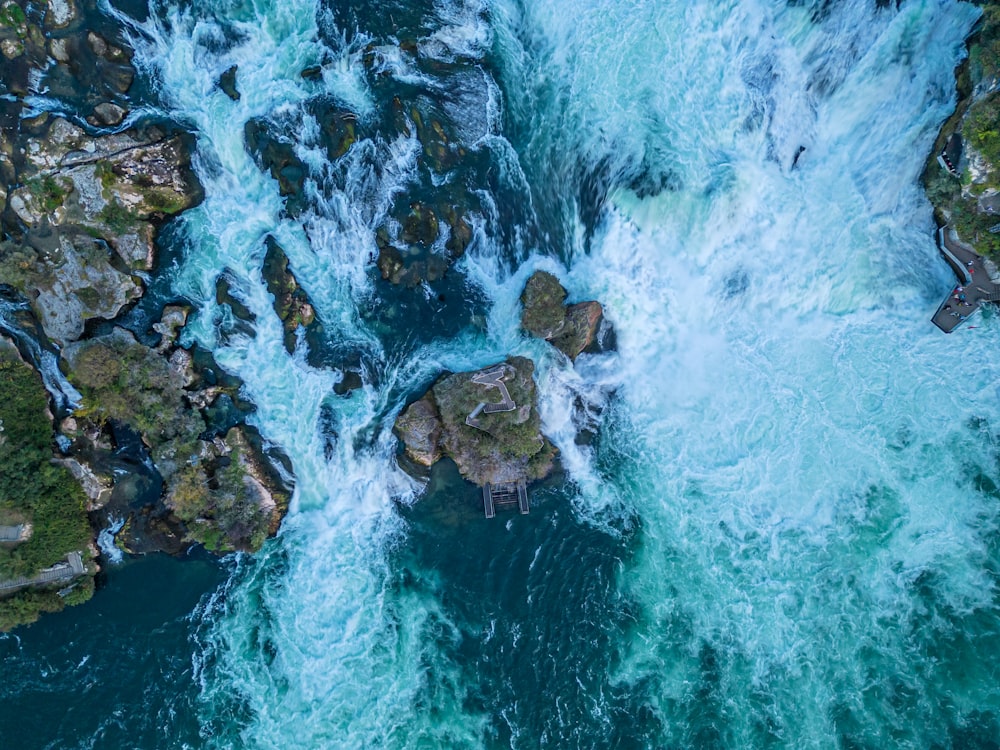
[218,64,240,101]
[394,356,557,486]
[520,270,605,360]
[375,202,472,286]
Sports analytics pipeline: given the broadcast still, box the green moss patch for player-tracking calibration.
[26,175,70,213]
[97,199,138,234]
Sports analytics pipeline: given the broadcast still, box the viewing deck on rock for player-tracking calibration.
[932,227,1000,333]
[482,480,529,518]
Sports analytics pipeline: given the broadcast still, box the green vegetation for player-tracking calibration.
[0,348,91,580]
[0,2,27,33]
[97,199,137,234]
[143,188,188,215]
[431,357,556,484]
[70,332,199,442]
[0,242,43,291]
[964,94,1000,175]
[94,160,117,190]
[167,436,273,553]
[953,192,1000,258]
[520,271,567,338]
[971,3,1000,83]
[69,332,282,553]
[0,345,92,630]
[0,577,94,632]
[27,175,69,213]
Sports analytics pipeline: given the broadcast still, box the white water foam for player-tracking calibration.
[493,0,1000,745]
[97,516,126,564]
[108,0,505,745]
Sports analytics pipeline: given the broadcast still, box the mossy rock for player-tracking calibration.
[412,357,555,486]
[521,270,567,339]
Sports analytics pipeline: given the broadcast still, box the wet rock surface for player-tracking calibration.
[0,115,201,344]
[262,237,317,354]
[61,324,290,553]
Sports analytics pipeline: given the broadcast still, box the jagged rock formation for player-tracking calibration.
[923,7,1000,261]
[262,237,317,354]
[394,356,557,486]
[520,270,605,360]
[0,116,200,344]
[61,322,290,554]
[0,0,300,632]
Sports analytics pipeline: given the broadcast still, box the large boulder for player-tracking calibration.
[520,270,605,360]
[393,393,441,467]
[520,270,566,339]
[394,357,556,486]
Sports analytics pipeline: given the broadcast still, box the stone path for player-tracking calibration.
[931,227,1000,333]
[0,552,85,594]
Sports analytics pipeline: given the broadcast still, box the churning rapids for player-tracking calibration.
[9,0,1000,747]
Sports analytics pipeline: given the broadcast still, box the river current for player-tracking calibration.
[3,0,1000,747]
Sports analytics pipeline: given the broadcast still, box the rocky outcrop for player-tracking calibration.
[262,237,317,354]
[923,7,1000,260]
[393,393,442,467]
[218,64,240,101]
[61,324,290,554]
[394,357,557,486]
[0,116,201,344]
[375,201,473,286]
[520,271,604,360]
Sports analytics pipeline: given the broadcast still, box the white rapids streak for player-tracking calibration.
[102,0,1000,745]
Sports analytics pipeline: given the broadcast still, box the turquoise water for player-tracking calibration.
[6,0,1000,747]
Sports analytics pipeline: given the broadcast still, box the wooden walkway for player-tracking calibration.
[482,480,529,518]
[932,227,1000,333]
[0,552,85,594]
[466,365,516,430]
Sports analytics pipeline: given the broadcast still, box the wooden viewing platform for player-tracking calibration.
[482,480,529,518]
[931,227,1000,333]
